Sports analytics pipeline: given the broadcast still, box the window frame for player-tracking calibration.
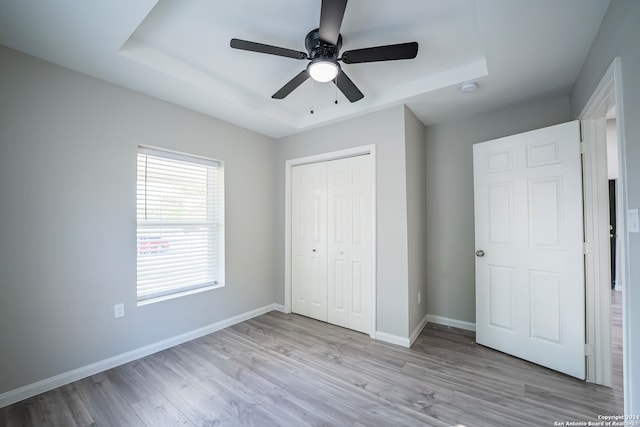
[136,146,225,305]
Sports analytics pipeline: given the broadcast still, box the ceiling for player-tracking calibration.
[0,0,610,138]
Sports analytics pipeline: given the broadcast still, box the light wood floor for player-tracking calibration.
[1,309,623,426]
[611,289,623,392]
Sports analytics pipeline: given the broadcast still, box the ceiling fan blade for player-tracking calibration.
[334,70,364,102]
[341,42,418,64]
[319,0,348,45]
[230,39,307,60]
[272,70,310,99]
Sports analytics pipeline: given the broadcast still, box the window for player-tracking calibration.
[136,146,224,303]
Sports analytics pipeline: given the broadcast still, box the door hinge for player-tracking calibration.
[583,242,591,254]
[579,142,586,154]
[584,343,593,356]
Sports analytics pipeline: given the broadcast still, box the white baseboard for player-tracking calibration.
[375,331,410,348]
[271,303,286,313]
[427,314,476,331]
[0,303,282,409]
[409,313,430,346]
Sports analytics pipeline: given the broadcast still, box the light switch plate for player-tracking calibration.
[628,209,640,233]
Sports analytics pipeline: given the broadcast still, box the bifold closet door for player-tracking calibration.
[291,155,372,333]
[327,156,372,334]
[291,162,328,322]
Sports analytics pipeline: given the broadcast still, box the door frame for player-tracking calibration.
[579,57,629,403]
[284,144,377,338]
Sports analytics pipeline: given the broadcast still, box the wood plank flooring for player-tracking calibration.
[611,289,623,392]
[1,309,623,426]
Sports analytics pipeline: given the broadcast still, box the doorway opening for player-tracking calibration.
[605,108,624,394]
[579,57,627,412]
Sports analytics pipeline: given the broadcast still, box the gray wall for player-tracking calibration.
[571,0,640,414]
[424,96,571,323]
[275,106,411,338]
[404,107,428,336]
[0,46,276,394]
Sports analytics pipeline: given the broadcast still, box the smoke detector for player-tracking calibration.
[459,82,478,93]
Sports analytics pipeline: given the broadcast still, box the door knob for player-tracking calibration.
[475,250,485,257]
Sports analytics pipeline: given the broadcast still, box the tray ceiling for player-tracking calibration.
[0,0,610,138]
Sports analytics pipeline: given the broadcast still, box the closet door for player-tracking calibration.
[291,162,328,321]
[327,155,372,334]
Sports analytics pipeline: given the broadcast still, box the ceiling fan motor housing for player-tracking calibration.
[305,28,342,60]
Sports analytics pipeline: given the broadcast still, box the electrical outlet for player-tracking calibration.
[418,291,421,304]
[114,303,125,319]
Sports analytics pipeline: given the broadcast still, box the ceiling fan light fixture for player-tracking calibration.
[308,58,339,82]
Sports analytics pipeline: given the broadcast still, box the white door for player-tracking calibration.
[292,162,328,322]
[327,156,372,334]
[473,121,585,379]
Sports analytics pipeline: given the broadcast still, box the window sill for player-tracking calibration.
[137,283,224,307]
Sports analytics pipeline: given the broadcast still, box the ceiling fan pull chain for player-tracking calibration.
[334,77,339,105]
[310,79,315,114]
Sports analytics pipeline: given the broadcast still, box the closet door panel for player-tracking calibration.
[292,162,328,322]
[291,165,309,316]
[347,156,372,334]
[327,158,350,328]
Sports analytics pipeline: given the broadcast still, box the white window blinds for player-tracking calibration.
[136,147,224,302]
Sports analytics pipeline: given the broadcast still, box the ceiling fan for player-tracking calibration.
[230,0,419,103]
